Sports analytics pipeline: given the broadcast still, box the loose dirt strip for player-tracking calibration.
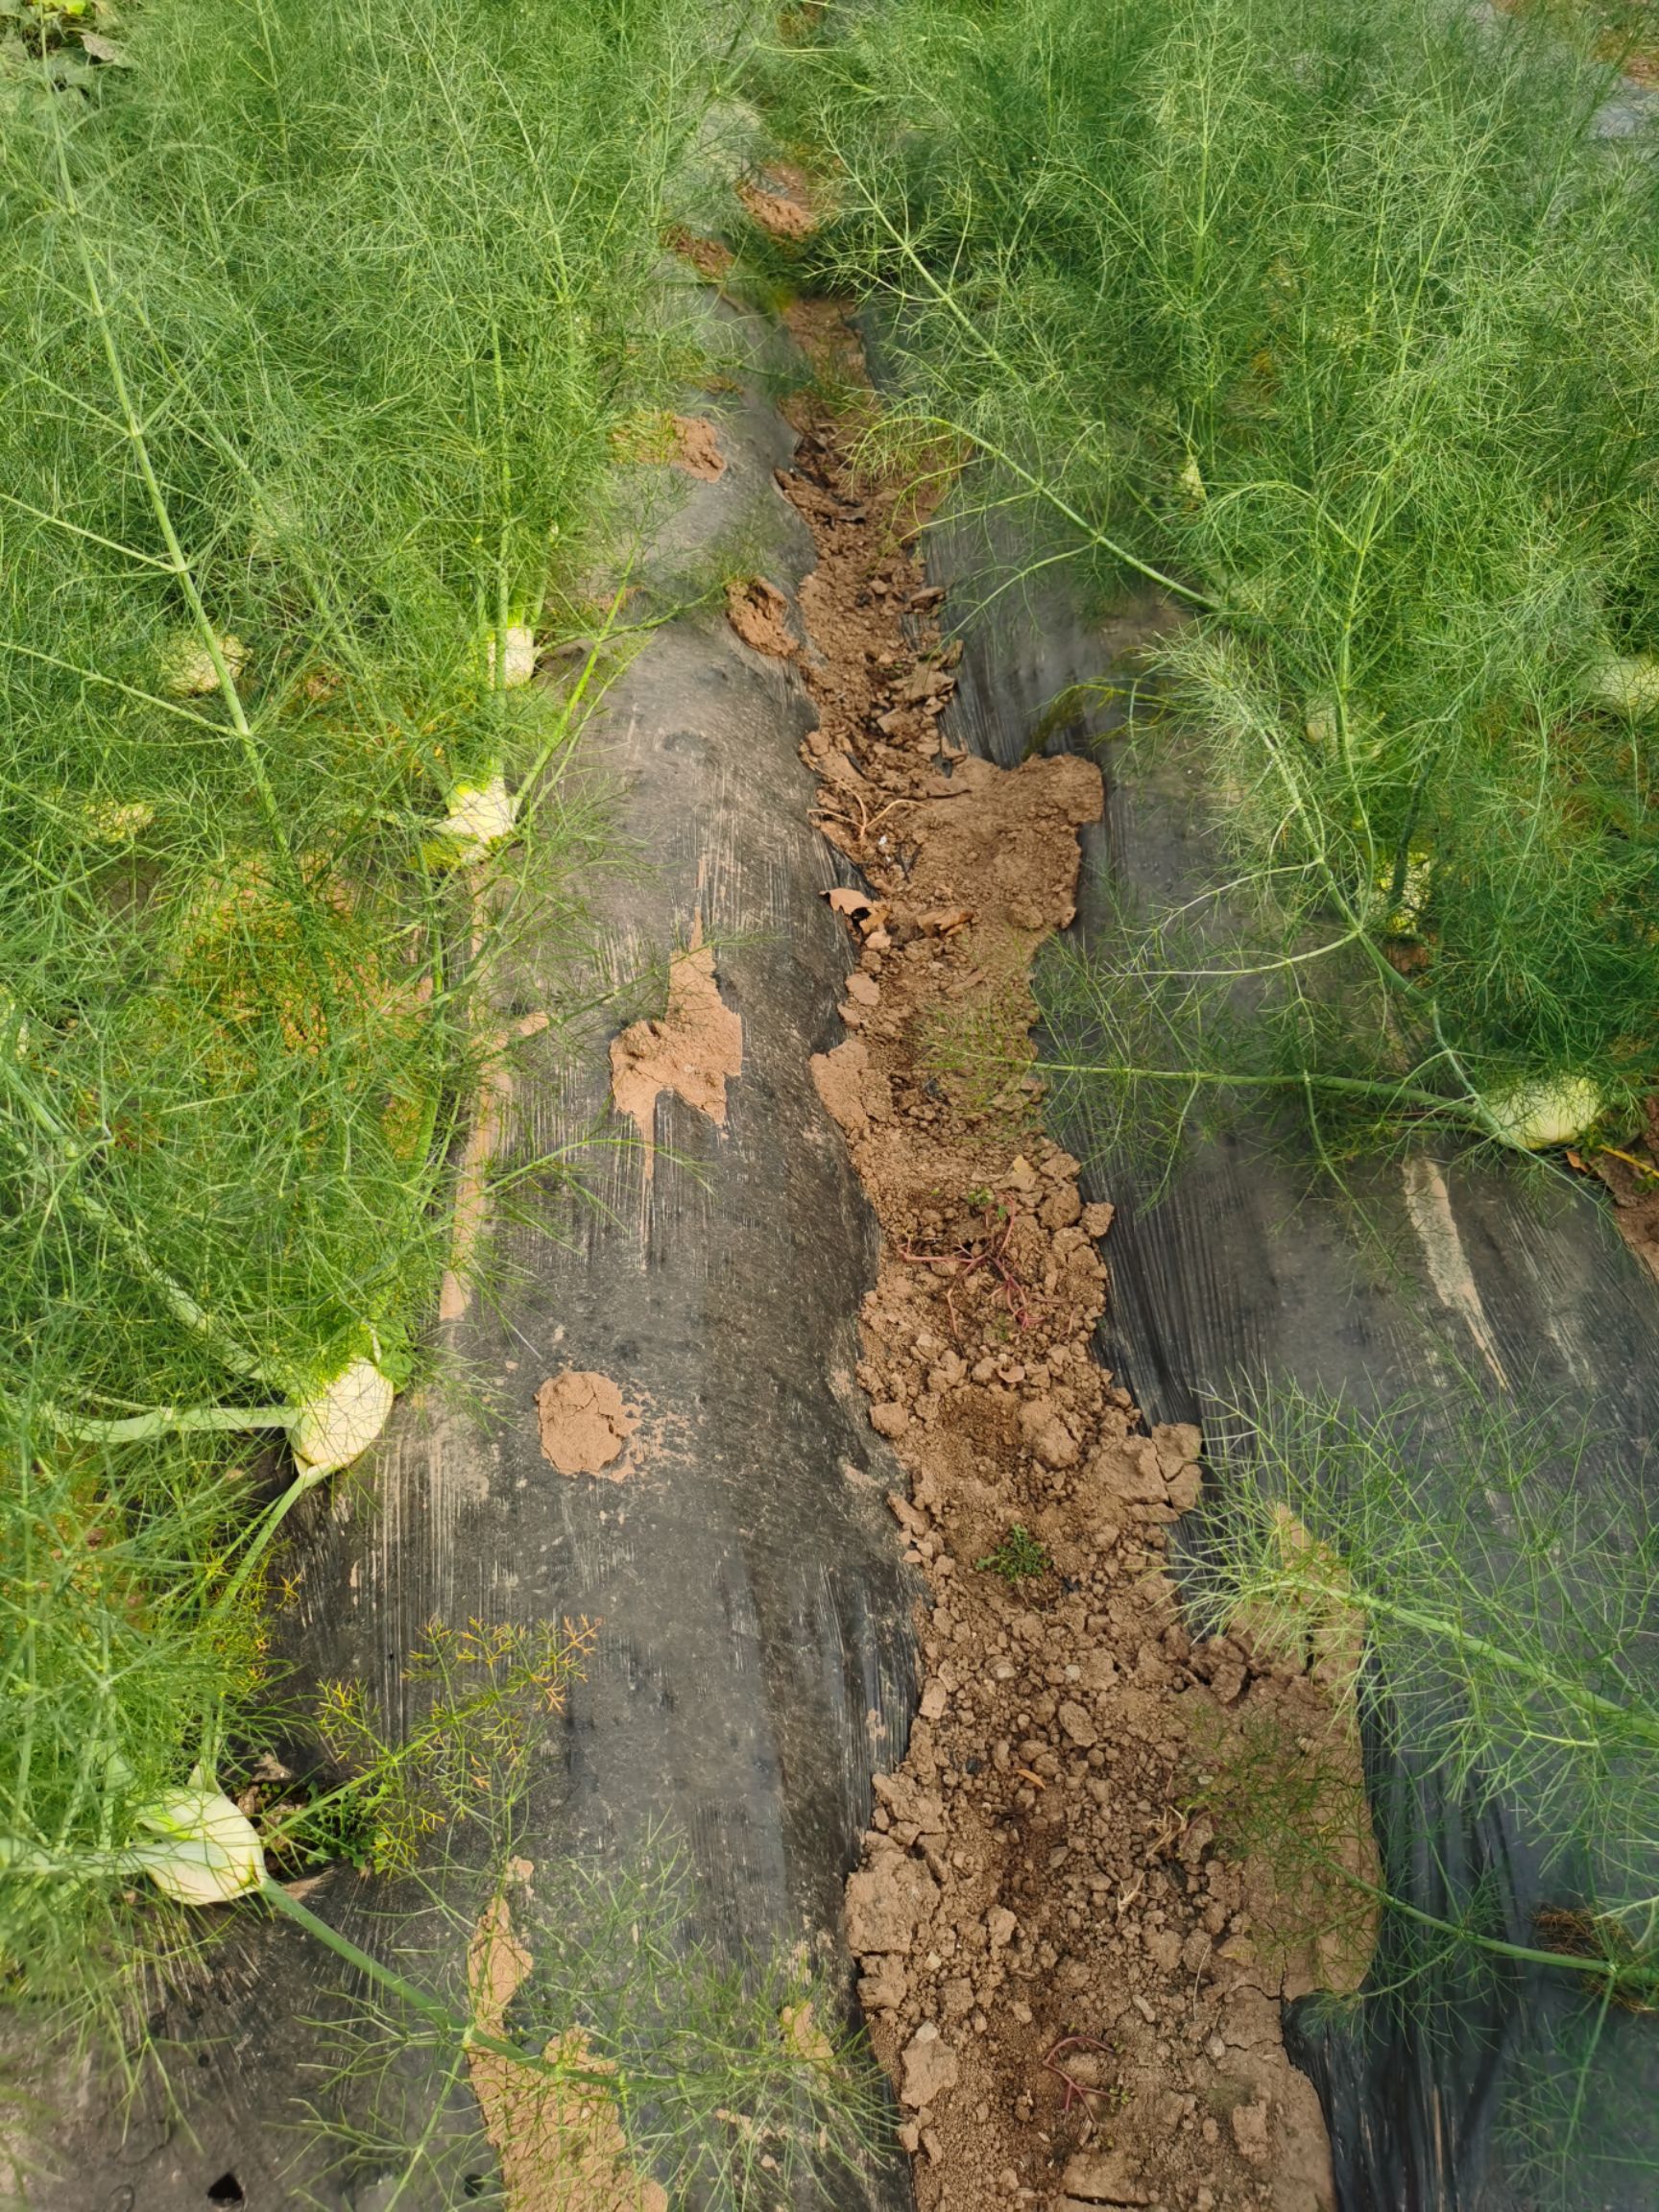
[732,294,1378,2212]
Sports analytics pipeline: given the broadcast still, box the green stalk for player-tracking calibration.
[1036,1055,1473,1119]
[1251,1570,1659,1747]
[34,1401,292,1444]
[0,638,235,733]
[206,1466,327,1618]
[39,70,341,1039]
[1341,1863,1658,1997]
[510,582,633,814]
[1,1017,276,1387]
[259,1876,621,2087]
[45,129,296,877]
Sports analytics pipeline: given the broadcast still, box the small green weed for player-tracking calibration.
[976,1524,1051,1584]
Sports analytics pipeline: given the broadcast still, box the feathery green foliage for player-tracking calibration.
[1194,1383,1659,1949]
[295,1831,889,2209]
[764,0,1659,1168]
[1191,1381,1659,2193]
[0,0,745,2056]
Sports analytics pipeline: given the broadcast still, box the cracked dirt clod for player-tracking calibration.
[608,928,743,1181]
[735,167,820,240]
[536,1370,639,1479]
[668,413,726,481]
[661,224,736,284]
[725,574,797,660]
[767,298,1379,2212]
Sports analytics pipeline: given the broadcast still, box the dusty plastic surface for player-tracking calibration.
[931,510,1659,2209]
[36,316,917,2212]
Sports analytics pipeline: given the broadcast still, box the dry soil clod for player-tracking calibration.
[536,1370,640,1479]
[668,413,726,481]
[608,926,744,1184]
[735,166,821,240]
[468,1871,668,2212]
[725,574,798,660]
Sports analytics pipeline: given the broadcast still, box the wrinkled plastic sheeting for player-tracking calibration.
[927,506,1659,2209]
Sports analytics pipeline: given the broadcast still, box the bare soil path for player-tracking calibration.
[729,293,1376,2212]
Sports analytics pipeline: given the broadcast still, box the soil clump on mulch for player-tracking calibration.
[607,930,744,1182]
[668,413,728,481]
[735,302,1379,2212]
[1586,1099,1659,1285]
[535,1370,640,1479]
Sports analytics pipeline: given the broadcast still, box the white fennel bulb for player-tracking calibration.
[485,623,538,689]
[1587,655,1659,717]
[1304,697,1337,746]
[432,771,516,865]
[161,633,248,698]
[128,1770,266,1904]
[0,989,29,1060]
[1482,1075,1600,1151]
[287,1356,396,1476]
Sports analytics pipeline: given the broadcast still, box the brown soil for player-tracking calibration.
[725,574,798,659]
[669,414,727,482]
[770,309,1376,2212]
[536,1370,641,1479]
[469,1869,666,2212]
[662,225,736,284]
[736,166,821,240]
[1587,1100,1659,1286]
[607,926,743,1182]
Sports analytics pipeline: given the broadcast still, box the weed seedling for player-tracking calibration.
[977,1524,1051,1584]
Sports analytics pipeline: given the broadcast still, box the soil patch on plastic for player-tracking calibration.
[726,574,798,660]
[468,1871,667,2212]
[773,304,1376,2212]
[736,166,821,240]
[662,225,736,284]
[668,413,726,481]
[536,1370,641,1479]
[608,928,743,1181]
